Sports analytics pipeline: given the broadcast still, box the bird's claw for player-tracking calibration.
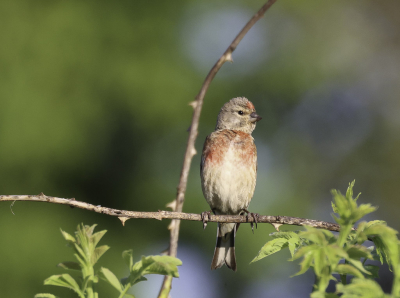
[244,209,259,234]
[201,211,212,230]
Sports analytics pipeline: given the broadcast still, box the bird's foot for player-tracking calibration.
[243,209,260,233]
[201,210,212,230]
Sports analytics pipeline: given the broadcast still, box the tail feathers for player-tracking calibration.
[211,223,237,271]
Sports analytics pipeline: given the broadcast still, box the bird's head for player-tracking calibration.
[215,97,262,134]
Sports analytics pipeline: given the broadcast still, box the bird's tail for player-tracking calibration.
[211,222,237,271]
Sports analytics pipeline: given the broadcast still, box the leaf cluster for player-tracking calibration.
[35,224,181,298]
[252,181,400,297]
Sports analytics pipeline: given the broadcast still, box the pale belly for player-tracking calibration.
[201,147,256,215]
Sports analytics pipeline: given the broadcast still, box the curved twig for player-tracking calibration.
[159,0,278,296]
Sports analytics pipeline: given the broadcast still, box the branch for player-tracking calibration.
[161,0,278,295]
[0,194,342,232]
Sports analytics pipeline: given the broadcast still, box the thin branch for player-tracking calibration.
[159,1,278,295]
[0,194,342,232]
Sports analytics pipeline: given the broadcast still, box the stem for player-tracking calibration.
[337,225,352,247]
[118,285,131,298]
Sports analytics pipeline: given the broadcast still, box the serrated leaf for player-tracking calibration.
[251,238,289,263]
[142,255,182,277]
[324,245,347,266]
[127,255,181,285]
[90,230,107,250]
[34,294,60,298]
[346,181,355,200]
[44,274,83,296]
[364,220,387,229]
[313,248,326,277]
[73,243,87,262]
[121,276,147,287]
[74,253,86,268]
[337,278,386,298]
[299,227,333,246]
[270,231,300,241]
[60,229,76,243]
[311,292,339,298]
[288,238,299,258]
[91,245,109,265]
[292,250,314,276]
[346,259,371,275]
[99,267,122,292]
[331,201,338,214]
[75,224,90,253]
[292,244,317,260]
[367,224,399,268]
[347,245,373,260]
[122,250,134,270]
[85,224,97,237]
[334,264,364,278]
[57,261,81,271]
[364,264,380,279]
[355,204,376,221]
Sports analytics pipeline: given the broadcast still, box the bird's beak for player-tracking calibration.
[250,112,262,123]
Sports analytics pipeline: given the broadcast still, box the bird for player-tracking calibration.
[200,97,261,271]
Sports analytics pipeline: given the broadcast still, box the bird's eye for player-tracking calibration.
[238,111,244,115]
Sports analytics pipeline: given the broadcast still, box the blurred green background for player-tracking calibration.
[1,0,399,297]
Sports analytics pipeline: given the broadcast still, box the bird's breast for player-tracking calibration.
[201,130,257,214]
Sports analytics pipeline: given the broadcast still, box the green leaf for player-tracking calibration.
[44,274,83,296]
[60,229,76,243]
[312,248,330,277]
[364,220,387,229]
[364,265,380,279]
[251,238,289,263]
[336,278,386,298]
[142,255,182,277]
[331,181,376,226]
[121,276,147,287]
[334,264,364,278]
[127,255,181,286]
[99,267,122,292]
[74,243,87,262]
[34,294,60,298]
[311,292,339,298]
[122,250,134,270]
[346,259,371,275]
[292,249,314,276]
[346,181,355,200]
[90,230,107,250]
[322,245,347,271]
[270,231,300,241]
[288,238,299,258]
[91,245,110,265]
[366,223,399,269]
[74,253,86,268]
[299,227,333,246]
[331,201,338,214]
[57,261,81,271]
[85,224,97,237]
[82,275,98,293]
[346,245,373,260]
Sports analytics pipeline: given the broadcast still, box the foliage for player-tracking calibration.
[252,181,400,297]
[35,224,181,298]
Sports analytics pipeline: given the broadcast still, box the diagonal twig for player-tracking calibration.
[158,1,278,296]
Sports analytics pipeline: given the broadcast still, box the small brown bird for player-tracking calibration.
[200,97,261,271]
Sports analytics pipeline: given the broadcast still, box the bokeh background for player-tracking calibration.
[1,0,399,297]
